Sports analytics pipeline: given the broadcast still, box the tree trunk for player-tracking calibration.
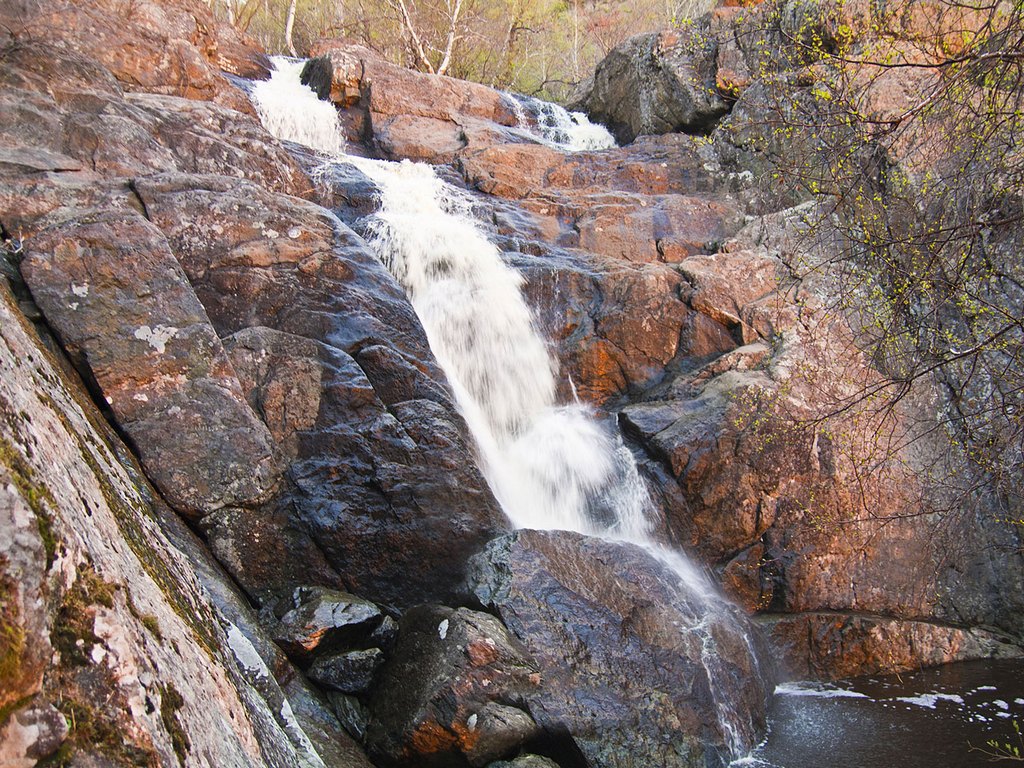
[285,0,298,56]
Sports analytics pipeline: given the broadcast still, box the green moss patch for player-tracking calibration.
[0,430,60,568]
[52,563,118,667]
[158,683,190,765]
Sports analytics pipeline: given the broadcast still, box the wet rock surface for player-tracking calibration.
[468,530,771,768]
[20,209,283,520]
[3,1,1024,766]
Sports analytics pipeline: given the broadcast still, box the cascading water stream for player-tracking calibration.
[504,92,618,151]
[252,57,765,760]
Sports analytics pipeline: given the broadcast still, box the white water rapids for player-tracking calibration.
[251,57,763,760]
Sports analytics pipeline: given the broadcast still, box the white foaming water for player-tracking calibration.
[253,59,763,759]
[251,57,347,155]
[506,93,617,152]
[348,154,648,535]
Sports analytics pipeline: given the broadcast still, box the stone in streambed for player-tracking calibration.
[366,605,542,767]
[265,586,383,663]
[467,530,772,768]
[308,648,385,694]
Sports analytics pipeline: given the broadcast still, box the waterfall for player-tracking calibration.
[343,155,653,536]
[251,57,764,761]
[505,92,617,152]
[251,57,347,155]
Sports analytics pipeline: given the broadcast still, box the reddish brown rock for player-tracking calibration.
[520,253,694,403]
[310,43,520,162]
[0,42,308,204]
[20,209,282,520]
[576,194,745,263]
[125,174,506,606]
[765,614,1022,680]
[5,0,265,113]
[131,173,427,360]
[459,144,568,199]
[677,247,780,328]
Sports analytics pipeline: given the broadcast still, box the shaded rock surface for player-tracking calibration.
[367,605,542,768]
[0,282,370,766]
[309,648,385,694]
[468,530,771,768]
[571,27,730,144]
[264,586,383,663]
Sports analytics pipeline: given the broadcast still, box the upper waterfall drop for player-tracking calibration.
[506,92,617,152]
[251,57,347,155]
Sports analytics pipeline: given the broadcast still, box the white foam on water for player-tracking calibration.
[775,682,871,699]
[896,693,966,709]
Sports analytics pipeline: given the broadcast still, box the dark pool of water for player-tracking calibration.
[734,659,1024,767]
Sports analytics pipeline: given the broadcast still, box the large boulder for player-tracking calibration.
[467,530,771,768]
[19,209,283,520]
[573,28,730,144]
[306,44,521,162]
[367,605,542,767]
[130,173,508,607]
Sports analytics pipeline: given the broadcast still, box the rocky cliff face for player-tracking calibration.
[1,0,1022,765]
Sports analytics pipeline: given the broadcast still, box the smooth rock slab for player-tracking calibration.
[468,530,771,768]
[20,209,281,520]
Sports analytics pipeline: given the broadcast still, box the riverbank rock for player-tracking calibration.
[0,282,371,767]
[366,605,543,767]
[1,0,266,113]
[468,530,771,768]
[20,210,283,520]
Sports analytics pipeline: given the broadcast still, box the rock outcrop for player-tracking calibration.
[3,0,1024,765]
[0,282,370,767]
[571,28,730,144]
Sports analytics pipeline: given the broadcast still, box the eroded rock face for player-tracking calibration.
[307,43,520,163]
[468,530,771,768]
[20,209,283,520]
[1,0,267,113]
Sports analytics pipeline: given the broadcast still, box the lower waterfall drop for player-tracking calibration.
[252,57,767,762]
